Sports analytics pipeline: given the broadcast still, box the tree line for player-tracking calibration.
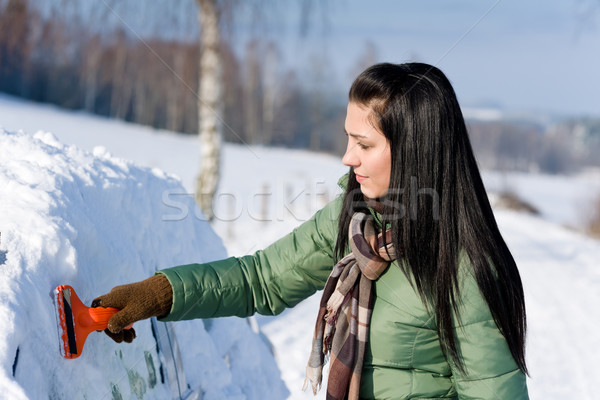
[0,0,347,154]
[468,117,600,174]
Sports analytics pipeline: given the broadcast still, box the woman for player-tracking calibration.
[93,63,529,399]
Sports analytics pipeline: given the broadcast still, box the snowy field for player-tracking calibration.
[1,94,600,399]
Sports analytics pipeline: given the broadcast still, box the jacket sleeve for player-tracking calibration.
[156,195,342,321]
[450,257,529,399]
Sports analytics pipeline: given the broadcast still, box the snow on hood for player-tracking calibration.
[0,129,287,399]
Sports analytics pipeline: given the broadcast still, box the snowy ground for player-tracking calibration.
[1,94,600,399]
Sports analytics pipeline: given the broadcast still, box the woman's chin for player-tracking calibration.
[359,185,386,199]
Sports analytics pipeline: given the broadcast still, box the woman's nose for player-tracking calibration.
[342,142,359,167]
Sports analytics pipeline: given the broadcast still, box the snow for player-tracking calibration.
[1,93,599,399]
[482,170,600,230]
[494,211,600,399]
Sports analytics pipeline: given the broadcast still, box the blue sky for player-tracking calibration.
[248,0,600,116]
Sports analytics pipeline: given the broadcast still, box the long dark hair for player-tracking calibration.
[335,63,527,375]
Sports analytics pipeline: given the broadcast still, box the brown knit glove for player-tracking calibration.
[91,274,173,343]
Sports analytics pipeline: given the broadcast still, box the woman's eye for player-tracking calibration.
[358,142,370,150]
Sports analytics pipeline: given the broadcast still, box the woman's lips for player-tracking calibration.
[355,173,367,183]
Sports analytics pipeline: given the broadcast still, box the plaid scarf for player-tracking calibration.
[303,211,396,400]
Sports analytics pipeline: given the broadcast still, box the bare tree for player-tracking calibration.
[195,0,222,221]
[0,0,33,96]
[165,43,186,132]
[81,34,102,112]
[350,40,379,81]
[261,42,280,146]
[243,39,262,144]
[105,30,133,119]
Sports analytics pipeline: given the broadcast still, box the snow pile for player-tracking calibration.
[0,129,288,399]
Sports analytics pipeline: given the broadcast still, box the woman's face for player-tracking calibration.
[342,102,391,199]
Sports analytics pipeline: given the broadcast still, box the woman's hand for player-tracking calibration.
[91,274,173,343]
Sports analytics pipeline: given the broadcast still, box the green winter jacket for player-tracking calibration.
[158,176,529,400]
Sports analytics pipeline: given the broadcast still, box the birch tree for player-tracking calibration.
[193,0,323,221]
[195,0,222,221]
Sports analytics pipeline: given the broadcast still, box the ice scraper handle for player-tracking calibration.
[84,306,134,331]
[84,305,119,330]
[91,274,173,343]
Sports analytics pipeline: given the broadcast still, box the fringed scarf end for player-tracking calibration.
[303,366,323,395]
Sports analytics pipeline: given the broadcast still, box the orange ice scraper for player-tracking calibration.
[54,284,133,359]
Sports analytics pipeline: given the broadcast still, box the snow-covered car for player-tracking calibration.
[0,130,288,400]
